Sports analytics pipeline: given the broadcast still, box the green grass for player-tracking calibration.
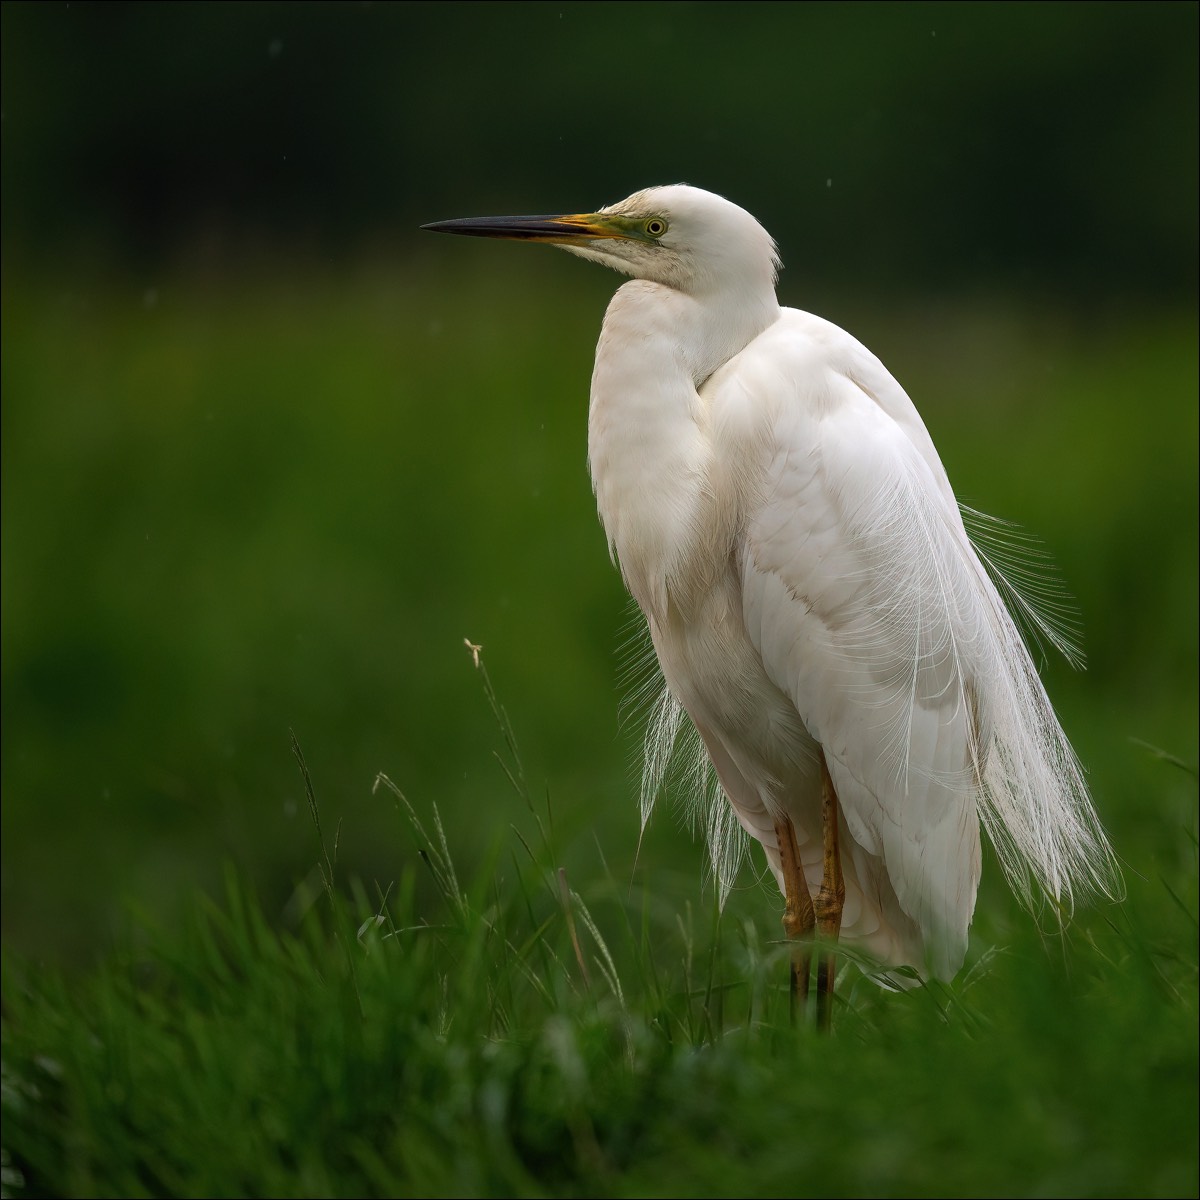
[3,660,1197,1198]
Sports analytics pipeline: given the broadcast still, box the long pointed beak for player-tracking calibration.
[420,212,625,245]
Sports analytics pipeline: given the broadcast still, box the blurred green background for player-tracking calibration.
[2,1,1196,965]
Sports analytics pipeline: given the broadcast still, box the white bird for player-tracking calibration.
[424,184,1119,1021]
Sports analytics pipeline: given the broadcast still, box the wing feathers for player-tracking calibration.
[630,307,1119,979]
[729,310,1119,973]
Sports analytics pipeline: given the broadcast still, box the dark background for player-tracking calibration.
[5,2,1197,297]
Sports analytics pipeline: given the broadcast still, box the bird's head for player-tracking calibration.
[423,184,780,297]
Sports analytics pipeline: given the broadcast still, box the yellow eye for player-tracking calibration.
[644,217,668,238]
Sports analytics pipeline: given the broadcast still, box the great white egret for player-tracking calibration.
[423,184,1119,1022]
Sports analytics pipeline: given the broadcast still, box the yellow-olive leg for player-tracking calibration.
[814,750,846,1030]
[773,813,815,1020]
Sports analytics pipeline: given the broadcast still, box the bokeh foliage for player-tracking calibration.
[2,0,1196,968]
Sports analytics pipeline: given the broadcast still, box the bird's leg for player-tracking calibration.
[814,750,846,1030]
[773,813,815,1021]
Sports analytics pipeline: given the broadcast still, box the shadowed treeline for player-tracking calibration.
[3,2,1196,298]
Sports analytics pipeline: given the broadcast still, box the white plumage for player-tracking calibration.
[425,184,1120,984]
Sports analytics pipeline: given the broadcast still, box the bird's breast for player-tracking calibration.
[588,343,734,622]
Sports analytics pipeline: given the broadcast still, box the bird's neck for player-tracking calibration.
[586,280,779,618]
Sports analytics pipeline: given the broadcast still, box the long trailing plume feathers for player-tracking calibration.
[960,505,1086,671]
[961,507,1122,911]
[842,463,1122,915]
[617,606,747,903]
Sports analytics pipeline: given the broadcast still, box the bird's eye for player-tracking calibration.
[644,218,668,238]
